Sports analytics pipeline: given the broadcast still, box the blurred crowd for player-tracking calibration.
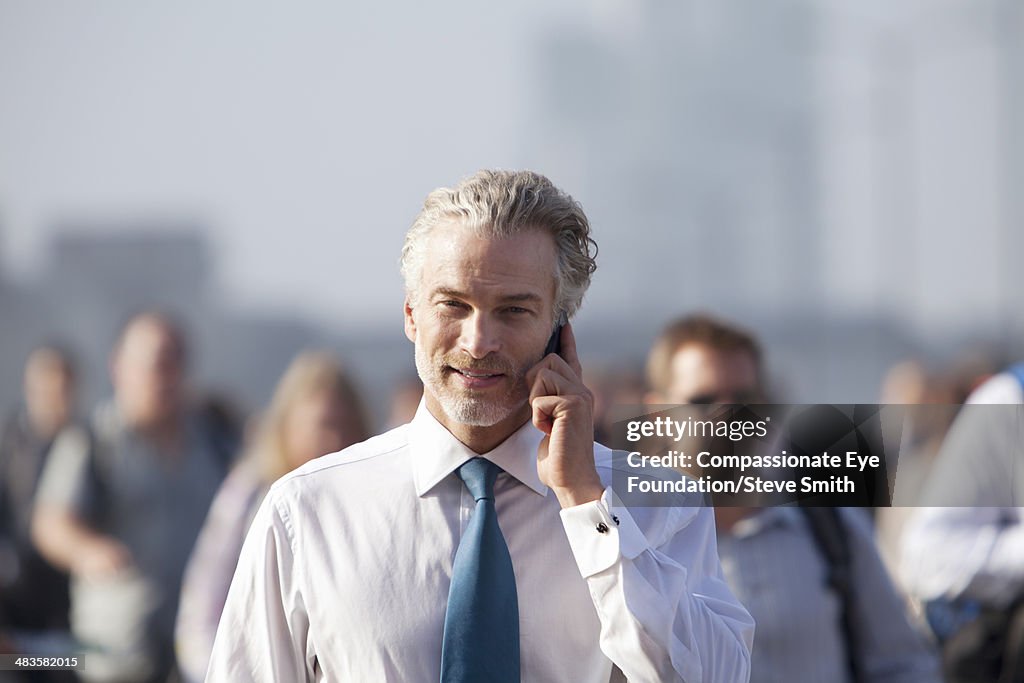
[0,308,1019,682]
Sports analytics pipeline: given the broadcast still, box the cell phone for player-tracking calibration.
[544,314,568,357]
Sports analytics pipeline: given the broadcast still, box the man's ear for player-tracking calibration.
[403,298,417,343]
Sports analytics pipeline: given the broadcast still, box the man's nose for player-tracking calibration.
[459,313,501,359]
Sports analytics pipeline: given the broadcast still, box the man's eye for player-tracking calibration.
[505,306,530,314]
[441,300,466,309]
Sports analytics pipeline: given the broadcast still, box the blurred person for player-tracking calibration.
[31,312,238,683]
[647,313,941,683]
[194,392,246,455]
[583,364,646,445]
[386,374,423,429]
[874,360,959,583]
[879,360,932,405]
[0,345,77,681]
[901,361,1024,682]
[945,349,1000,405]
[174,351,369,683]
[207,170,753,682]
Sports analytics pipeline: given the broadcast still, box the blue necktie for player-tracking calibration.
[441,457,520,683]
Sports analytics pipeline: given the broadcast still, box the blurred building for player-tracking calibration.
[1,0,1023,410]
[530,1,822,322]
[523,0,1024,401]
[0,226,403,431]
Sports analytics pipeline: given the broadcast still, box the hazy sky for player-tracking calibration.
[1,0,1018,343]
[0,1,611,329]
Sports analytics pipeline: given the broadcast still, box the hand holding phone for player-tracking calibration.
[527,318,604,508]
[543,313,568,357]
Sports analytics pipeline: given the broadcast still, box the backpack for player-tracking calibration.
[800,506,865,683]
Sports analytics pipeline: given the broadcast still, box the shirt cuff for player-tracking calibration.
[559,486,650,577]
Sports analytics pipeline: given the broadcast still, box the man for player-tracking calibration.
[901,363,1024,681]
[0,345,76,675]
[207,170,753,681]
[32,313,236,683]
[646,313,941,683]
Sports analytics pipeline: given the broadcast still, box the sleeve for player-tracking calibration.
[841,508,942,683]
[176,468,264,683]
[204,490,314,683]
[559,486,754,683]
[34,425,96,517]
[901,403,1024,606]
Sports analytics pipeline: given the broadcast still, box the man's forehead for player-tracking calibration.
[669,345,759,386]
[117,319,185,363]
[430,286,545,302]
[421,221,558,297]
[122,320,172,347]
[423,272,555,303]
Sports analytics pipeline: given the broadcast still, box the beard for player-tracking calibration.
[414,344,536,427]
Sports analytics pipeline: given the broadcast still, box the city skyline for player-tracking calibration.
[1,0,1021,413]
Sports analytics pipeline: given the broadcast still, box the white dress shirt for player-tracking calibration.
[206,402,753,682]
[902,371,1024,607]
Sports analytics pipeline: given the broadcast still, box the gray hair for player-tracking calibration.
[400,169,598,321]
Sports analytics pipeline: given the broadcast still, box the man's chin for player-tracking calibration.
[445,404,510,428]
[437,395,525,428]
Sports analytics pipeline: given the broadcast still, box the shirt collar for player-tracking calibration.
[409,399,548,498]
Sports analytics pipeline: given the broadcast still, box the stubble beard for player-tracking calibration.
[414,343,533,427]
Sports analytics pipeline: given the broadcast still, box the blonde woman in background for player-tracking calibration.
[174,352,370,683]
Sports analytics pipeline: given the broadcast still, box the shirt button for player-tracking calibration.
[596,522,610,534]
[612,514,620,526]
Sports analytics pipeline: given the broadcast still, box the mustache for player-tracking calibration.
[442,354,519,376]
